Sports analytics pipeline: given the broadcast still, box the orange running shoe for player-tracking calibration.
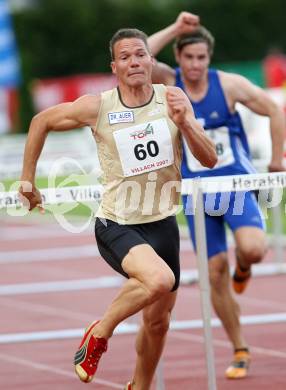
[232,263,251,294]
[225,348,251,379]
[124,382,134,390]
[74,320,107,383]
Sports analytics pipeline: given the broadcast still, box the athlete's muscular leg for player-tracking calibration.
[234,226,267,269]
[209,252,247,349]
[131,291,177,390]
[92,244,175,339]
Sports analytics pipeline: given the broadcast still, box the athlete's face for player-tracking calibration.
[111,38,154,87]
[175,42,210,82]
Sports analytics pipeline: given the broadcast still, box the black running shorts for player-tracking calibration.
[94,216,180,291]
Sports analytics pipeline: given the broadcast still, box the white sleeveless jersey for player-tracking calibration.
[93,84,182,224]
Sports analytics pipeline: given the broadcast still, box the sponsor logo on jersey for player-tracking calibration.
[108,111,134,124]
[130,123,154,140]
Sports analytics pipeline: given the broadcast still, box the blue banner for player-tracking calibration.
[0,0,21,87]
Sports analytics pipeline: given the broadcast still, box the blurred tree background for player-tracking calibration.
[11,0,286,131]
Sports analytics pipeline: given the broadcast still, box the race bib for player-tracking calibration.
[113,118,174,177]
[184,126,234,172]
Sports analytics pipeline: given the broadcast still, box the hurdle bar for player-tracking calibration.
[2,172,286,390]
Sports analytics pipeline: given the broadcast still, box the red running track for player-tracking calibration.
[0,215,285,389]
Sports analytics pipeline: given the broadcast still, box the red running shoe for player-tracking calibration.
[124,382,134,389]
[74,320,107,383]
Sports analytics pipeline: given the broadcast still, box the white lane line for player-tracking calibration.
[181,263,286,285]
[1,263,285,296]
[0,313,286,345]
[0,245,100,263]
[2,295,283,353]
[0,352,123,388]
[170,331,286,359]
[0,276,124,295]
[0,296,98,322]
[179,283,286,312]
[0,240,193,264]
[239,295,286,311]
[1,226,88,240]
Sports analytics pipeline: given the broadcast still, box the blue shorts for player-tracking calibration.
[182,191,265,259]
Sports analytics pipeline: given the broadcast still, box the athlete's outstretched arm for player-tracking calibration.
[166,86,217,168]
[19,94,101,210]
[148,12,199,85]
[148,12,199,56]
[224,72,285,172]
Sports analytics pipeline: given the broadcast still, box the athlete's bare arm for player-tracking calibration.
[151,60,176,86]
[148,12,199,85]
[221,71,285,171]
[166,86,217,168]
[148,12,199,56]
[19,94,101,210]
